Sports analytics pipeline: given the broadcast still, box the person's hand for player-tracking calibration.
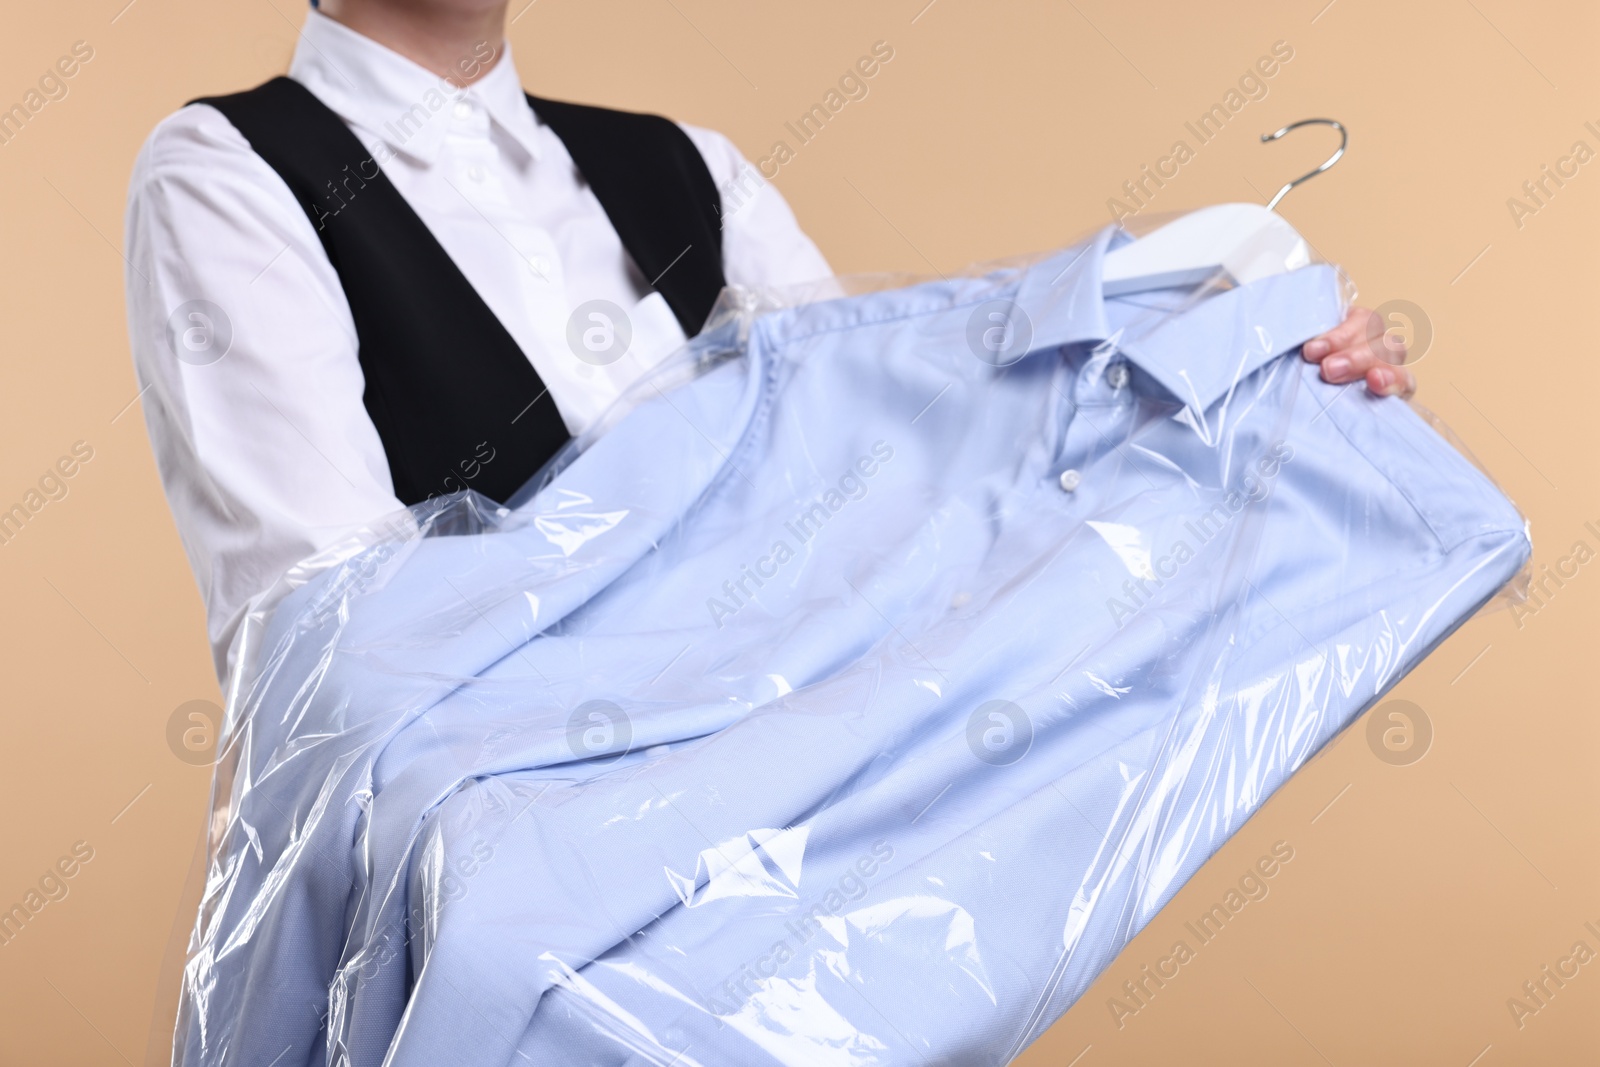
[1302,307,1415,398]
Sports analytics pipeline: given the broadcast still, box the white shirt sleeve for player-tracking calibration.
[677,123,833,292]
[125,103,408,678]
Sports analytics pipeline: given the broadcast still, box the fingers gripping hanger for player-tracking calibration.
[1101,117,1348,296]
[1260,118,1347,210]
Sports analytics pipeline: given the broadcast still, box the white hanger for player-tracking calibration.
[1101,119,1346,298]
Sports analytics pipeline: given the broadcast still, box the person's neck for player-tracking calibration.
[316,1,508,86]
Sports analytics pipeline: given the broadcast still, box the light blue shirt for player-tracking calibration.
[176,227,1529,1067]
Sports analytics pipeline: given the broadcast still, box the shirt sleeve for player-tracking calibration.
[125,103,408,679]
[677,123,833,292]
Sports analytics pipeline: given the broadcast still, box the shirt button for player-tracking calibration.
[528,254,552,277]
[467,165,485,182]
[1058,468,1082,492]
[1106,362,1129,390]
[453,101,473,121]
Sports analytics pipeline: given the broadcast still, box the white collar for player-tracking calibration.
[287,9,544,166]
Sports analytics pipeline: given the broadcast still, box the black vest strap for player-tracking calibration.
[191,76,726,506]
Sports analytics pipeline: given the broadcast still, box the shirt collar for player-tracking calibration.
[1017,224,1346,411]
[287,9,543,166]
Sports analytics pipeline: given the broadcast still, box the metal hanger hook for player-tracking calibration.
[1259,118,1347,211]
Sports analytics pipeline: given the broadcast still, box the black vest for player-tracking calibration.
[193,77,726,505]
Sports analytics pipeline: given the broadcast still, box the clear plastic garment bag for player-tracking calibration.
[175,218,1529,1067]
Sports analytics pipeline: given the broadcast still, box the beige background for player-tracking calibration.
[0,0,1595,1064]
